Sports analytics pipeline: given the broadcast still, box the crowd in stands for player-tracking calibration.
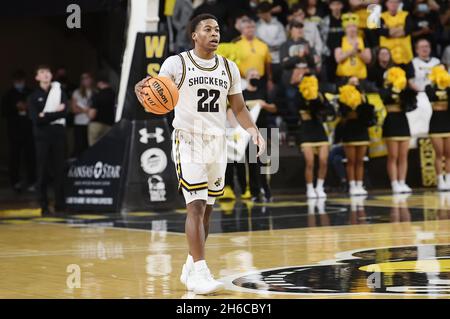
[3,0,450,211]
[1,66,116,214]
[171,0,450,199]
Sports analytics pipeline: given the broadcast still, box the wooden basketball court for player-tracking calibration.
[1,191,450,298]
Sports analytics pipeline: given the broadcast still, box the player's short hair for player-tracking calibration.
[189,14,218,34]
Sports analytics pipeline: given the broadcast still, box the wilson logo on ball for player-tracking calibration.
[151,81,168,104]
[138,76,179,115]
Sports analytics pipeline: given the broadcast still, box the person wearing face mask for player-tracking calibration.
[1,70,35,192]
[411,0,440,55]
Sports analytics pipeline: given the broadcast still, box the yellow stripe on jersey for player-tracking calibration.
[208,188,225,197]
[180,179,209,191]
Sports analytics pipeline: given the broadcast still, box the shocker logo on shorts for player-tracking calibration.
[214,177,222,187]
[227,244,450,295]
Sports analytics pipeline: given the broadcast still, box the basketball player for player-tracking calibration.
[135,14,265,294]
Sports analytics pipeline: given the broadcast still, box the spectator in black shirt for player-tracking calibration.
[271,0,290,26]
[280,21,316,128]
[87,75,116,146]
[368,47,394,88]
[28,65,68,214]
[1,70,35,192]
[320,0,345,82]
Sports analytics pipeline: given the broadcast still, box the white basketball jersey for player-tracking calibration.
[159,50,241,136]
[412,57,441,91]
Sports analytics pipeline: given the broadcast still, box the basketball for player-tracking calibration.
[139,76,179,114]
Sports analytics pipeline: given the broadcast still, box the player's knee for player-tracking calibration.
[187,199,207,218]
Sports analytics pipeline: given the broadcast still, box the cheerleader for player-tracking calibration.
[381,66,417,193]
[337,78,377,196]
[298,75,335,198]
[425,65,450,190]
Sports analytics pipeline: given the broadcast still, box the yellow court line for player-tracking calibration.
[126,212,157,217]
[70,214,108,220]
[0,208,41,218]
[0,219,34,225]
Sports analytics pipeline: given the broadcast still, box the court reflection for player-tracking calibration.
[390,194,411,223]
[306,199,330,228]
[145,220,172,297]
[349,196,367,225]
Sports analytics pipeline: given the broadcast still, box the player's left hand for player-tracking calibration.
[248,128,266,157]
[134,76,152,106]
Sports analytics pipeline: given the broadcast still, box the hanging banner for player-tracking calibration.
[121,32,169,121]
[121,119,183,211]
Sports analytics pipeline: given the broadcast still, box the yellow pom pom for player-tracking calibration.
[386,67,407,92]
[429,65,450,90]
[339,84,362,110]
[298,75,319,100]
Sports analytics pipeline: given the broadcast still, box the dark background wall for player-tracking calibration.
[0,0,127,184]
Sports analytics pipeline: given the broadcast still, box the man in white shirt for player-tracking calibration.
[256,1,287,82]
[411,38,441,91]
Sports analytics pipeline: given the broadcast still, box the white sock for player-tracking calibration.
[399,180,406,186]
[307,183,314,192]
[391,180,399,188]
[356,181,363,188]
[446,173,450,182]
[439,174,445,184]
[186,254,194,268]
[316,179,324,189]
[194,260,208,272]
[349,180,356,188]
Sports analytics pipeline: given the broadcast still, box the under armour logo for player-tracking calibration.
[139,127,165,144]
[214,177,222,187]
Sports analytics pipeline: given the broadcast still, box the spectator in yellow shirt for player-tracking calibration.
[233,17,274,92]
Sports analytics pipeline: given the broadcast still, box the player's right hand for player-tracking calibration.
[134,76,152,106]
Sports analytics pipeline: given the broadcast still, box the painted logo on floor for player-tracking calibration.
[225,244,450,295]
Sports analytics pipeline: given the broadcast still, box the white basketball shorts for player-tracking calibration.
[172,129,226,205]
